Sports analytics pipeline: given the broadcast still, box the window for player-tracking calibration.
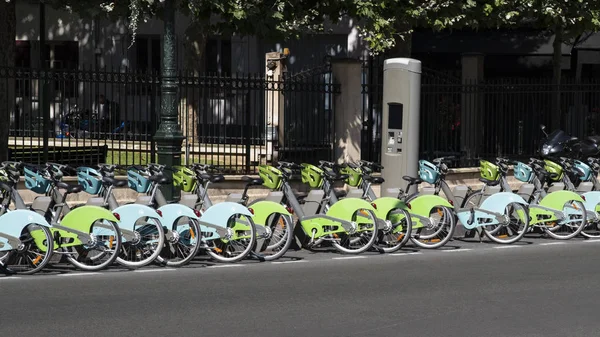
[15,41,31,97]
[205,38,232,75]
[43,41,80,98]
[15,41,31,67]
[130,35,161,73]
[127,35,161,95]
[45,41,79,70]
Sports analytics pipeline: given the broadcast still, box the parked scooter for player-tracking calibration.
[539,124,600,160]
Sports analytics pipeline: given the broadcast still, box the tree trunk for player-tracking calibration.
[0,1,15,162]
[551,25,563,130]
[181,21,208,148]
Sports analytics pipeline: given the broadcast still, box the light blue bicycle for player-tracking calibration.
[0,162,54,275]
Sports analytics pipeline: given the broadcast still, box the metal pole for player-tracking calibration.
[39,1,49,164]
[154,0,184,202]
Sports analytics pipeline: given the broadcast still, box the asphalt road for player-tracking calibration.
[2,237,600,337]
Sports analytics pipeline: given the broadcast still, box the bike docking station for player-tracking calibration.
[375,58,533,245]
[365,58,456,249]
[380,58,422,197]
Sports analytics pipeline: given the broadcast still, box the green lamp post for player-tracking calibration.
[154,0,184,202]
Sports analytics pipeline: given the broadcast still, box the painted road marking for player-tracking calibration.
[134,268,177,273]
[390,252,423,256]
[58,272,101,277]
[210,264,245,268]
[443,249,473,253]
[272,260,307,265]
[539,242,566,246]
[332,256,367,260]
[494,245,525,249]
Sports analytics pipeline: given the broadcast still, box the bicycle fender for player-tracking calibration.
[0,210,52,251]
[326,198,377,222]
[455,193,528,229]
[200,202,253,229]
[112,204,162,232]
[61,205,120,233]
[371,197,410,220]
[478,192,528,215]
[157,203,200,228]
[246,200,291,227]
[406,195,453,218]
[539,190,586,210]
[581,191,600,215]
[0,210,52,238]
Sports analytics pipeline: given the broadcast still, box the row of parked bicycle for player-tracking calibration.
[1,126,599,276]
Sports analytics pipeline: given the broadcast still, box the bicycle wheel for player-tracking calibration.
[254,213,294,261]
[0,224,54,275]
[377,208,412,253]
[66,219,122,271]
[463,190,483,209]
[116,218,165,268]
[544,200,586,240]
[205,213,257,263]
[331,208,378,254]
[411,206,456,249]
[580,204,600,238]
[483,202,529,244]
[156,217,202,267]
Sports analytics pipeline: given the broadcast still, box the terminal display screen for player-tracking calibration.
[388,103,403,129]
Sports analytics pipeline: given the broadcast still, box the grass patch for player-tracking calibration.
[106,150,152,165]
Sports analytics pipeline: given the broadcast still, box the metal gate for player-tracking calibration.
[279,61,340,164]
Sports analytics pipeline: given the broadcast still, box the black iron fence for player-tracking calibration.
[0,65,338,173]
[361,58,600,167]
[280,63,339,164]
[421,77,600,166]
[361,55,384,163]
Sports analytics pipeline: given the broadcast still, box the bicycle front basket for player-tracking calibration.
[127,168,152,193]
[544,159,564,182]
[24,167,52,194]
[513,162,533,183]
[418,160,440,184]
[574,160,592,181]
[258,165,283,190]
[301,163,324,188]
[479,160,500,181]
[341,165,362,187]
[77,167,103,195]
[173,165,197,192]
[0,169,10,183]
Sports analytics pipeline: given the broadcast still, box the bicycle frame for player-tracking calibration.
[82,173,164,244]
[482,160,586,227]
[137,167,253,241]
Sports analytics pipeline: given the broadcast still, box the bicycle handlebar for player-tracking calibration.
[432,156,457,164]
[358,160,383,170]
[0,161,23,170]
[277,161,303,170]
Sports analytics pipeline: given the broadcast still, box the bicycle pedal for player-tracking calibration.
[371,245,385,254]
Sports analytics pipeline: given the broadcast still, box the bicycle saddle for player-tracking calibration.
[149,175,172,184]
[402,176,422,185]
[479,177,501,186]
[364,175,385,184]
[200,173,225,183]
[241,176,264,186]
[324,170,349,181]
[102,176,128,187]
[56,181,84,194]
